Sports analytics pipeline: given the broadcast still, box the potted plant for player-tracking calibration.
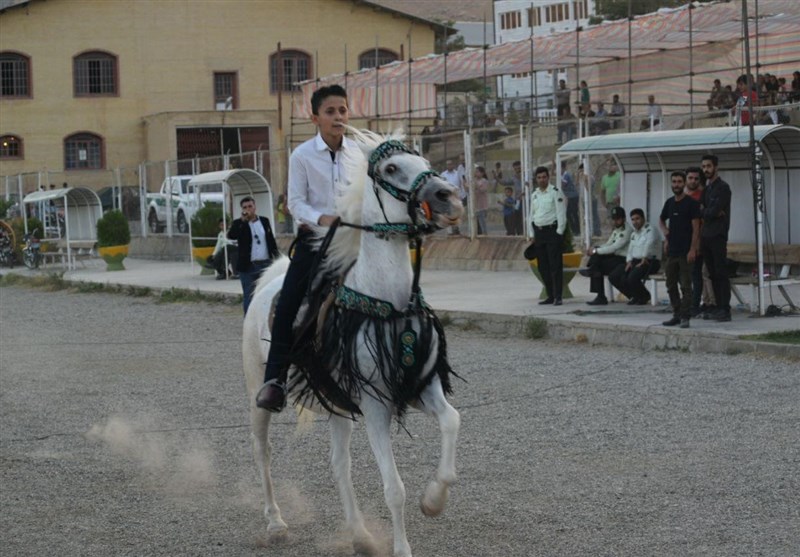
[527,226,583,299]
[190,204,223,275]
[96,210,131,271]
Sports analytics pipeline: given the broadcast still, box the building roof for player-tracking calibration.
[366,0,494,23]
[1,0,454,30]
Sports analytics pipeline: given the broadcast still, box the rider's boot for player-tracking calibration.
[255,364,287,412]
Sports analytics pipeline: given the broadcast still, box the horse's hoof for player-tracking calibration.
[420,481,448,517]
[353,536,379,556]
[267,523,289,542]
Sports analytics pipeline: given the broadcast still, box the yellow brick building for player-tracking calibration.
[0,0,440,193]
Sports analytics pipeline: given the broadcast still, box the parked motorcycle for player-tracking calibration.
[0,230,16,267]
[22,228,41,269]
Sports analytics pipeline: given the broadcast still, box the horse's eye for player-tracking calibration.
[385,164,397,175]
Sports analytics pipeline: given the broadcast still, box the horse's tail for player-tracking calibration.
[253,255,290,295]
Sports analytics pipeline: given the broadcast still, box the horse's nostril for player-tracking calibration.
[435,190,451,203]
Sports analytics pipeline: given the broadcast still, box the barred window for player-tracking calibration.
[500,11,522,30]
[527,7,542,27]
[0,52,31,97]
[73,51,118,96]
[64,133,104,169]
[358,49,398,70]
[574,0,590,20]
[269,50,311,93]
[0,135,23,159]
[214,72,238,109]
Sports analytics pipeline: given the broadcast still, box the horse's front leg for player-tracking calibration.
[416,376,460,517]
[361,397,412,557]
[250,406,288,538]
[329,414,377,555]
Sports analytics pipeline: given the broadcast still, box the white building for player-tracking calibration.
[494,0,596,109]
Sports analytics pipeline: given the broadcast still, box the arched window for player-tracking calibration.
[0,135,23,159]
[0,51,31,97]
[64,132,104,169]
[358,48,398,70]
[269,50,311,93]
[73,50,118,96]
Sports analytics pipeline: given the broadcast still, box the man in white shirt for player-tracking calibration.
[529,165,567,305]
[640,95,663,130]
[206,218,238,279]
[256,84,360,412]
[609,208,661,304]
[227,197,279,313]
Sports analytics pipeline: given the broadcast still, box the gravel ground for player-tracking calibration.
[1,285,798,557]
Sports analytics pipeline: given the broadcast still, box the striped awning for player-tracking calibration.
[295,0,800,118]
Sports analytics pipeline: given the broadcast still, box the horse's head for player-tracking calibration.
[350,128,463,233]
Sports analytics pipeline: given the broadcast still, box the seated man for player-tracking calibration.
[609,208,661,305]
[206,218,238,279]
[583,206,632,305]
[590,101,611,135]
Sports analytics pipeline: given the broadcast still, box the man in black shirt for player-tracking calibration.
[659,171,701,327]
[700,154,732,321]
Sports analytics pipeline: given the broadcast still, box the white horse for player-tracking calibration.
[242,129,463,557]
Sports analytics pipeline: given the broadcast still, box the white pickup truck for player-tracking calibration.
[146,175,223,234]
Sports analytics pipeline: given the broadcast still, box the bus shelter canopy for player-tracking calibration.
[22,186,103,268]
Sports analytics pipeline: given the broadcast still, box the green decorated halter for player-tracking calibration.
[367,139,439,205]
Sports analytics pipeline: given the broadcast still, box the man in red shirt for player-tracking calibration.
[733,74,759,126]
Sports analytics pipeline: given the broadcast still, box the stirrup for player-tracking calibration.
[255,378,287,412]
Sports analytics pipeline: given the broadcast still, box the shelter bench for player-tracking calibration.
[40,240,97,268]
[648,243,800,312]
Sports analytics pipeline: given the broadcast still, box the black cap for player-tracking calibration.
[610,206,625,219]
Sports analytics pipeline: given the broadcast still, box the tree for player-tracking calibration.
[433,20,466,54]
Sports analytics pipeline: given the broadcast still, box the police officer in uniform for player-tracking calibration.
[582,206,632,305]
[609,208,661,304]
[529,165,567,305]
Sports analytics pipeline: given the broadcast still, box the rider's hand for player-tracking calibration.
[317,215,338,227]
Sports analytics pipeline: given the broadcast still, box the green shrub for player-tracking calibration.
[525,317,548,339]
[96,210,131,247]
[0,199,14,219]
[190,204,223,248]
[562,225,575,253]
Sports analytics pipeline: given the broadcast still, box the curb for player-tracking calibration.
[438,309,800,361]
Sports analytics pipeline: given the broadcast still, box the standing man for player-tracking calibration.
[555,79,570,117]
[659,171,701,328]
[529,166,567,305]
[502,161,525,235]
[610,94,625,129]
[583,206,632,305]
[227,197,279,314]
[600,160,621,221]
[685,166,706,316]
[700,154,732,322]
[561,160,580,236]
[256,84,360,411]
[441,159,462,235]
[577,163,601,237]
[609,208,661,305]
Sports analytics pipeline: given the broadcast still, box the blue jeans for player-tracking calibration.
[239,260,271,314]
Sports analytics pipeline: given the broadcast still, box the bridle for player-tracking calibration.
[340,139,441,240]
[334,139,447,321]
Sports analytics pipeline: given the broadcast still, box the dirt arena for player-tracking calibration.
[1,286,798,556]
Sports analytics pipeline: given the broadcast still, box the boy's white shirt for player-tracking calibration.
[287,132,361,226]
